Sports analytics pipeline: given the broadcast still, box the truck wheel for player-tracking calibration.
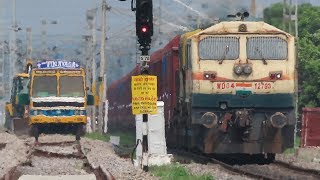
[4,111,13,132]
[75,124,84,141]
[31,124,39,142]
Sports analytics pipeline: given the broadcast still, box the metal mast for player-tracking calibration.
[0,42,4,97]
[283,0,298,39]
[250,0,256,18]
[97,0,107,133]
[9,0,17,96]
[86,7,98,132]
[26,27,32,60]
[41,20,48,59]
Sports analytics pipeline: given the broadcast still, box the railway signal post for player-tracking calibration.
[134,0,153,172]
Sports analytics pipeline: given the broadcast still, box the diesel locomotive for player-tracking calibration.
[108,20,297,162]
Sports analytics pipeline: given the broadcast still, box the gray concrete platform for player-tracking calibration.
[18,174,96,180]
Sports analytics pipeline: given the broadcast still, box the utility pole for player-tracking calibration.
[97,0,107,133]
[283,0,298,39]
[41,20,47,59]
[0,41,4,97]
[26,27,32,60]
[9,0,17,96]
[250,0,256,18]
[86,8,97,132]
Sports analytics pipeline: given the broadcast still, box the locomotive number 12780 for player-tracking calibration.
[213,82,273,90]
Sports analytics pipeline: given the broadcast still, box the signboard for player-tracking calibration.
[132,75,157,115]
[140,55,150,62]
[36,60,80,69]
[35,70,57,74]
[60,70,82,74]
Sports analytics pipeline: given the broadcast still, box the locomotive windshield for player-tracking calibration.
[247,37,288,60]
[199,37,239,60]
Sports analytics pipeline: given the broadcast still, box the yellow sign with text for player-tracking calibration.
[131,75,157,115]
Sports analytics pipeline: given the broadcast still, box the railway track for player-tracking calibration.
[172,149,320,180]
[3,140,114,180]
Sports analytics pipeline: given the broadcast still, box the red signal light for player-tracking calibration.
[141,26,148,33]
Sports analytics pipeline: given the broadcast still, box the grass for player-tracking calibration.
[84,131,135,146]
[84,132,110,142]
[85,131,136,157]
[284,136,301,154]
[150,164,214,180]
[109,131,136,146]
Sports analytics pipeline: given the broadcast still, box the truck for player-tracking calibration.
[4,61,32,135]
[18,60,94,141]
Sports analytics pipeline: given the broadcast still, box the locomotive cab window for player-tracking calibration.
[199,36,239,60]
[247,37,288,60]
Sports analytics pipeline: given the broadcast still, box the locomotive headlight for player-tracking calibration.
[269,71,283,80]
[203,71,217,80]
[276,73,282,79]
[34,110,38,116]
[233,65,243,75]
[243,65,252,75]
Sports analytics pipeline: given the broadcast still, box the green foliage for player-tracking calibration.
[110,131,136,146]
[264,3,320,108]
[263,3,285,30]
[284,136,301,154]
[85,132,110,142]
[150,164,214,180]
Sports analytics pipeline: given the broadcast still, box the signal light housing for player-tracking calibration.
[136,0,153,46]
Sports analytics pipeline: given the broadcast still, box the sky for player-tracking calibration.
[0,0,319,83]
[2,0,320,37]
[0,0,319,38]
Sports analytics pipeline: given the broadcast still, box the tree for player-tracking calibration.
[264,3,320,108]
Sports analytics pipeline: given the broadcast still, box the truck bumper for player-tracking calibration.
[30,115,86,124]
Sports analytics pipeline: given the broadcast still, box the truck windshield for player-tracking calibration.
[60,76,84,97]
[32,76,57,97]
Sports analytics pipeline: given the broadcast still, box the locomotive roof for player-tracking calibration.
[193,21,293,37]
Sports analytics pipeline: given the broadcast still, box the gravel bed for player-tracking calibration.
[183,163,253,180]
[235,164,317,180]
[0,132,20,144]
[276,148,320,170]
[34,144,78,155]
[0,132,29,178]
[25,134,75,145]
[80,137,158,180]
[16,156,88,176]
